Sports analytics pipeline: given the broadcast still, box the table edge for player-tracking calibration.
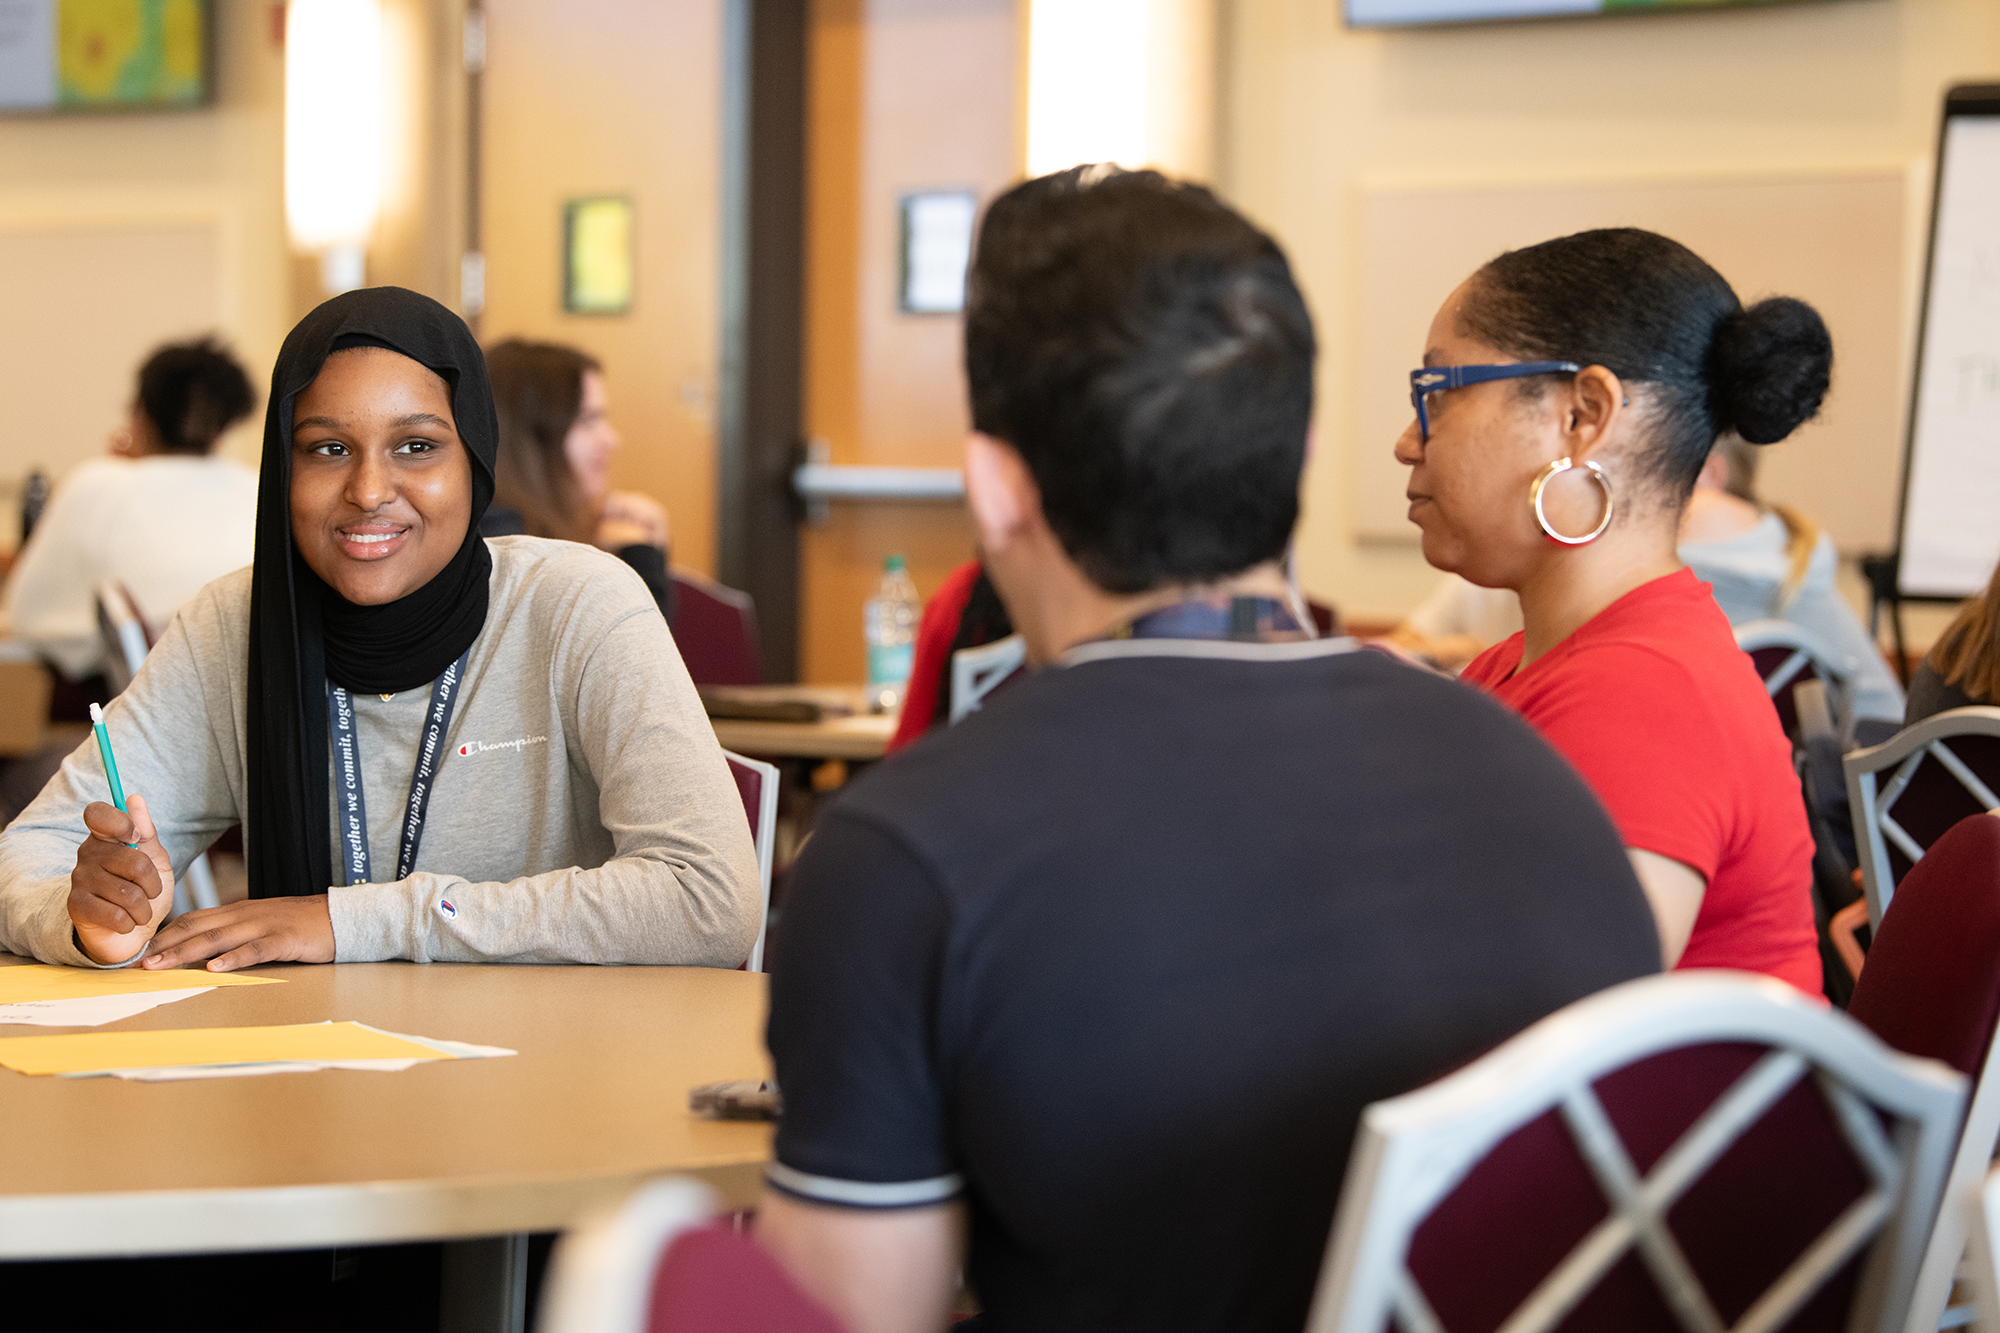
[0,1159,769,1258]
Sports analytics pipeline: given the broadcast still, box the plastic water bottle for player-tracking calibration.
[864,554,920,713]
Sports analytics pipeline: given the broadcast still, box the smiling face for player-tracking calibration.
[562,368,619,503]
[1392,281,1574,590]
[289,347,473,606]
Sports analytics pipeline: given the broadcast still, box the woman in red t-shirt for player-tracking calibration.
[1393,228,1829,994]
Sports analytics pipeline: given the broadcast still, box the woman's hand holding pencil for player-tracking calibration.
[70,794,175,965]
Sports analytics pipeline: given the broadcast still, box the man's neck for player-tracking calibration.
[1017,560,1294,665]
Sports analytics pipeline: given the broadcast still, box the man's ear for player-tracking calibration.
[964,432,1041,555]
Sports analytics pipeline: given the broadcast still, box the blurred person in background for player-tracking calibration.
[1678,434,1902,728]
[2,337,257,678]
[480,339,674,622]
[1906,557,2000,724]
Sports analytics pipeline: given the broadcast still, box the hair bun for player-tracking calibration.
[1705,296,1832,445]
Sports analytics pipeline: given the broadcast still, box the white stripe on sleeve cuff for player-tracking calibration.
[766,1161,964,1208]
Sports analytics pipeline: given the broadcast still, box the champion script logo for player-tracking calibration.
[456,735,550,758]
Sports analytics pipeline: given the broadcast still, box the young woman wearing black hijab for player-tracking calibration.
[0,288,758,971]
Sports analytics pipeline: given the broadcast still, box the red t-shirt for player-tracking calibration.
[1460,568,1822,995]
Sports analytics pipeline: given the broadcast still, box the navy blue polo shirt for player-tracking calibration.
[766,636,1657,1332]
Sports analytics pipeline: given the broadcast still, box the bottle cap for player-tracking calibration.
[885,553,907,573]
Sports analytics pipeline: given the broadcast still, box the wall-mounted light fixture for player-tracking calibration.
[285,0,384,296]
[1023,0,1215,182]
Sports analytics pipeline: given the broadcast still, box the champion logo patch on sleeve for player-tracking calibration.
[436,899,458,920]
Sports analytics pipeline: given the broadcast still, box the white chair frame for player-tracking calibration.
[949,634,1026,725]
[1736,619,1857,739]
[537,1176,717,1333]
[95,580,221,912]
[1843,708,2000,928]
[1305,972,1965,1333]
[94,580,151,698]
[1901,995,2000,1333]
[723,750,779,972]
[1964,1165,2000,1332]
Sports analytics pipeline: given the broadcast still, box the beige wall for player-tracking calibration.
[1220,0,2000,628]
[0,0,288,550]
[363,0,470,320]
[479,0,725,576]
[799,0,1017,684]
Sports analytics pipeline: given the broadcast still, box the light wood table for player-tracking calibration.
[0,958,773,1261]
[705,685,898,761]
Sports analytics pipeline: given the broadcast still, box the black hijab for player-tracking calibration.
[246,287,499,898]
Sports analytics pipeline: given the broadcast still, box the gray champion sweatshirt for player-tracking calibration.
[0,536,760,968]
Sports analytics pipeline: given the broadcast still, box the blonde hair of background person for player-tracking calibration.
[1680,434,1904,727]
[1910,561,2000,723]
[1684,434,1818,604]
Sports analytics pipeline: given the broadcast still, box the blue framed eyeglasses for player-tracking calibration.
[1408,361,1582,442]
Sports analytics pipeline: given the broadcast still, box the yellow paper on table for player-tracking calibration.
[0,964,283,1005]
[0,1021,452,1076]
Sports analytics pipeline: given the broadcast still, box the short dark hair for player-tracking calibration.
[963,167,1316,594]
[1460,228,1832,498]
[484,338,602,543]
[137,337,255,454]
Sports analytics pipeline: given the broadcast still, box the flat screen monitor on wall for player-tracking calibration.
[1347,0,1837,28]
[0,0,209,114]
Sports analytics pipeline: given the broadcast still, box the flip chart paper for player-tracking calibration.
[0,1020,453,1076]
[0,987,214,1027]
[0,964,282,1005]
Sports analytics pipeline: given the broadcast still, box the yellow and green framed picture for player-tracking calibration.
[0,0,211,114]
[564,197,634,316]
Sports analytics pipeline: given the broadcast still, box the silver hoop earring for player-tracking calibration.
[1530,457,1614,546]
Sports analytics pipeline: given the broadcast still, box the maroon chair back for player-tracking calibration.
[649,1223,845,1333]
[1875,736,2000,889]
[672,573,762,687]
[1849,813,2000,1078]
[1748,644,1823,739]
[726,758,763,838]
[1407,1041,1882,1333]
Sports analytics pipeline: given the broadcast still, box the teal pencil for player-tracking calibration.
[88,702,127,812]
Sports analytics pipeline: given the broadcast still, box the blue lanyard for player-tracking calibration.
[326,650,469,886]
[1115,596,1306,642]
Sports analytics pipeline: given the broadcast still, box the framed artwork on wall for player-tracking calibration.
[898,191,977,315]
[564,196,634,315]
[0,0,212,114]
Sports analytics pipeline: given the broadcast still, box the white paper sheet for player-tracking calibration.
[64,1027,518,1081]
[0,988,215,1028]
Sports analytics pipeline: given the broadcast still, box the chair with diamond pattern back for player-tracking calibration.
[1737,620,1857,742]
[1304,972,1965,1333]
[1843,708,2000,929]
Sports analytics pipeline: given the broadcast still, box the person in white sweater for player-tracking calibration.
[0,287,758,972]
[2,338,258,678]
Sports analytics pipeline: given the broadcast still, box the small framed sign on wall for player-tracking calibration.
[899,191,977,315]
[564,196,634,315]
